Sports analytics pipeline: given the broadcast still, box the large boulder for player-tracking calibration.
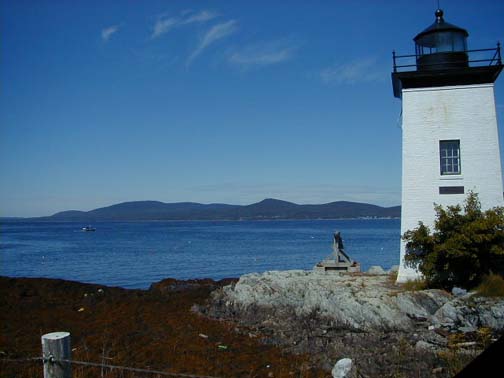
[433,297,504,331]
[396,290,451,320]
[332,358,356,378]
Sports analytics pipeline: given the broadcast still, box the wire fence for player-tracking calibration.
[1,357,43,363]
[1,355,222,378]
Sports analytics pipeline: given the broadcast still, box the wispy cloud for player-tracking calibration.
[101,25,119,42]
[187,20,238,66]
[320,58,385,85]
[151,10,218,39]
[183,10,218,25]
[228,40,297,69]
[152,17,179,39]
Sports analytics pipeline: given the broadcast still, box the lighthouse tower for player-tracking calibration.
[392,9,504,283]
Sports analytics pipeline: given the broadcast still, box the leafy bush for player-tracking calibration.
[402,192,504,289]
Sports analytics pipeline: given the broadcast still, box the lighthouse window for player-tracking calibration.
[440,140,461,175]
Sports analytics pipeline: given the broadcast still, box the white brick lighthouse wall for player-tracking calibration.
[397,83,504,283]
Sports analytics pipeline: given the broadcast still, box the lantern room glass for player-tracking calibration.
[416,30,467,57]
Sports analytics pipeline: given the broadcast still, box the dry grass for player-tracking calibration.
[385,272,428,292]
[475,273,504,297]
[437,349,477,377]
[398,278,428,292]
[437,329,492,377]
[476,327,494,349]
[388,271,398,284]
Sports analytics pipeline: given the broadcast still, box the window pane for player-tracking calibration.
[440,140,461,175]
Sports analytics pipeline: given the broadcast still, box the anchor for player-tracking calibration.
[314,231,361,273]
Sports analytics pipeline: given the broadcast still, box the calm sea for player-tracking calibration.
[0,219,400,289]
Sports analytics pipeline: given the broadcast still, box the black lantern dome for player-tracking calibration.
[414,9,469,71]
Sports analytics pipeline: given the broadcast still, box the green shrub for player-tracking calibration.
[475,273,504,297]
[402,192,504,290]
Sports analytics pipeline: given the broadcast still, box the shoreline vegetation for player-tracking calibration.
[0,275,327,378]
[2,270,503,377]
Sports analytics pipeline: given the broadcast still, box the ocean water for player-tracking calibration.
[0,219,400,289]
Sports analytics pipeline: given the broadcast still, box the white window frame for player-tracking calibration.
[440,140,461,175]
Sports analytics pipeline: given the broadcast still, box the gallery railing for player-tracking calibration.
[392,43,502,72]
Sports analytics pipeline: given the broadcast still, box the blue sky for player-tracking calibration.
[1,0,504,217]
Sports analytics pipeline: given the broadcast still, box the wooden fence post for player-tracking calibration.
[41,332,72,378]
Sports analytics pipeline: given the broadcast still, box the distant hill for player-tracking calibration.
[32,199,400,221]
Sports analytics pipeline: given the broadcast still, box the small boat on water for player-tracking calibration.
[82,226,96,232]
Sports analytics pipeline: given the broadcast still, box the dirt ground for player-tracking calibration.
[0,276,328,378]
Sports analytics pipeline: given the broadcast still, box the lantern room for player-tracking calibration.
[391,8,501,99]
[414,9,469,71]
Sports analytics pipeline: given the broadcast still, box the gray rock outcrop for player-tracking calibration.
[367,265,386,275]
[210,270,504,333]
[205,269,504,377]
[388,265,400,274]
[451,287,468,297]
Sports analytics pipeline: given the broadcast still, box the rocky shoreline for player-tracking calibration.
[202,269,504,377]
[2,272,503,377]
